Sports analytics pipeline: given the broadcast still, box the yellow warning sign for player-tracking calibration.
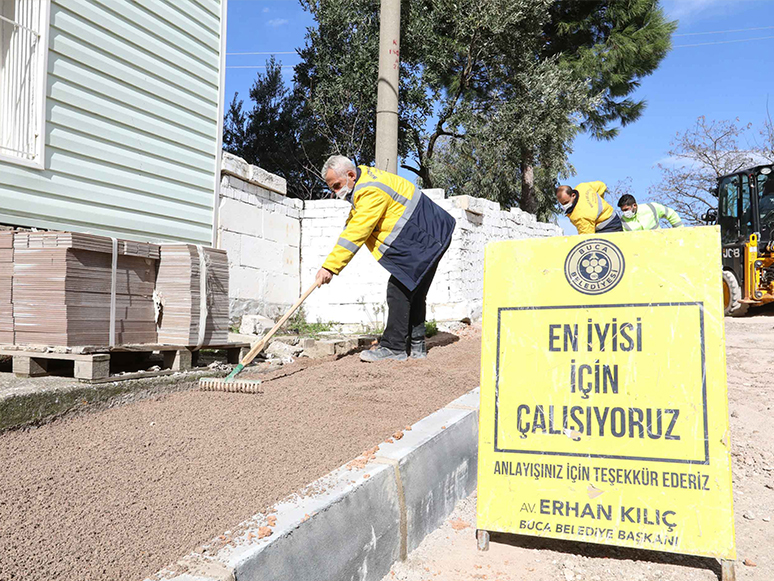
[477,227,735,559]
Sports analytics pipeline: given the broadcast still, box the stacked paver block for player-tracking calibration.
[156,245,230,345]
[0,232,233,350]
[0,231,13,343]
[12,232,160,346]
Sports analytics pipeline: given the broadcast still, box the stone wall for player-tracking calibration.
[425,195,562,323]
[218,153,301,322]
[300,200,389,331]
[300,191,562,330]
[218,153,562,328]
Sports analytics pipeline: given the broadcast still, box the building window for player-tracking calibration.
[0,0,49,168]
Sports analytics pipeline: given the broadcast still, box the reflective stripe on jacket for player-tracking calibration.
[568,181,615,235]
[622,202,683,231]
[322,166,455,291]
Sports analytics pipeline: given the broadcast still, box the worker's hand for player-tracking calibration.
[316,267,333,287]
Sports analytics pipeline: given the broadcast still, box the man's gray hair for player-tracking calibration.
[321,155,356,179]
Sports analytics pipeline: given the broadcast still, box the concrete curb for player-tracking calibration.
[0,370,224,432]
[148,387,480,581]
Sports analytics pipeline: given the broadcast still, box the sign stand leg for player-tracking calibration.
[476,529,489,551]
[720,560,735,581]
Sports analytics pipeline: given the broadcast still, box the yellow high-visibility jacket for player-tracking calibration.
[622,202,683,230]
[567,181,617,234]
[322,166,455,290]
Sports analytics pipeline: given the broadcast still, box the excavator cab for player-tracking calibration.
[712,164,774,315]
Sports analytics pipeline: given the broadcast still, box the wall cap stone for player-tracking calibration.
[422,189,445,202]
[221,152,287,196]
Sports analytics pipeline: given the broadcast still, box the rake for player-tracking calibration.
[199,282,318,394]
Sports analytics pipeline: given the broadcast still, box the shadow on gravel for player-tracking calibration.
[338,330,461,358]
[427,331,461,351]
[741,302,774,317]
[487,532,722,580]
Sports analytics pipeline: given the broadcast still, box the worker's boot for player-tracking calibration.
[410,324,427,359]
[410,340,426,359]
[360,345,408,362]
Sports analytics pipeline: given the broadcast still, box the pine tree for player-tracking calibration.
[223,58,327,199]
[224,1,676,212]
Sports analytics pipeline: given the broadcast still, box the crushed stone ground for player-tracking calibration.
[3,315,771,581]
[0,330,480,581]
[382,316,774,581]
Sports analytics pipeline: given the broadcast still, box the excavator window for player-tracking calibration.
[757,169,774,243]
[719,175,740,244]
[740,174,754,239]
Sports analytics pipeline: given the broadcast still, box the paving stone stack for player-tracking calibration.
[0,231,14,344]
[155,245,230,346]
[12,232,160,346]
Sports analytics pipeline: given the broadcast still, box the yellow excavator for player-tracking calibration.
[705,163,774,315]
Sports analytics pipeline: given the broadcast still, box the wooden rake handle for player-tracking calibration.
[239,282,318,367]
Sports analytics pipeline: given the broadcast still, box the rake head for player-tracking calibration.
[199,377,263,394]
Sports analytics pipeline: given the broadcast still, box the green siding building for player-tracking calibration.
[0,0,226,245]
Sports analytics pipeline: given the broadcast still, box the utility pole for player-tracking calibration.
[375,0,400,174]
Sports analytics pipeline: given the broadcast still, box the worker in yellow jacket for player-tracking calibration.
[315,156,455,362]
[555,181,623,234]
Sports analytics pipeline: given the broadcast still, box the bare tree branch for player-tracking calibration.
[650,117,758,224]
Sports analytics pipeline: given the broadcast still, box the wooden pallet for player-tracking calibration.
[0,343,250,382]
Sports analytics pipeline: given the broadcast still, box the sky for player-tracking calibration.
[223,0,774,234]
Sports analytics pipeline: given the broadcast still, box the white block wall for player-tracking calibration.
[426,196,563,322]
[299,194,562,330]
[219,154,562,328]
[300,200,390,330]
[219,153,301,322]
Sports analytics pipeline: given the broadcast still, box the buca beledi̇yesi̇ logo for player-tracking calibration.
[564,238,625,295]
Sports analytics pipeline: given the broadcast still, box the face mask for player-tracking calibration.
[560,199,574,212]
[334,185,352,200]
[622,209,635,219]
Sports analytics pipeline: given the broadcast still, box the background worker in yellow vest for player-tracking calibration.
[555,181,623,234]
[617,194,683,230]
[315,155,455,362]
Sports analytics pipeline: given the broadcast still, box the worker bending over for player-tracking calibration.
[315,156,455,362]
[556,181,623,235]
[617,195,683,230]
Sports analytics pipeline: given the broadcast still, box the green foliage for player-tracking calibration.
[423,0,676,215]
[223,58,328,198]
[224,0,676,214]
[428,57,596,220]
[545,0,677,141]
[425,320,438,338]
[283,307,337,337]
[295,0,435,166]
